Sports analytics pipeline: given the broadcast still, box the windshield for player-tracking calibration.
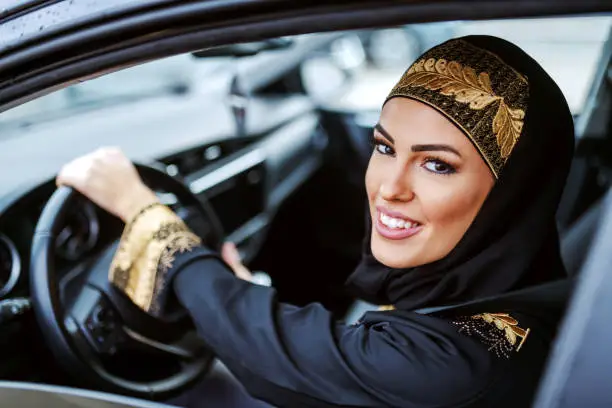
[0,54,232,129]
[1,15,610,133]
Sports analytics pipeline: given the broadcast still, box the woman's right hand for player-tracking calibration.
[222,242,254,282]
[56,147,159,222]
[59,148,257,282]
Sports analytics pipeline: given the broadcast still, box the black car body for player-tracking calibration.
[0,1,611,407]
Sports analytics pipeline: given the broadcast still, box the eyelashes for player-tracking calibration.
[369,134,395,155]
[422,157,457,175]
[369,134,457,175]
[374,141,395,156]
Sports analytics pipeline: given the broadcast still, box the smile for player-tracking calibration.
[375,208,423,240]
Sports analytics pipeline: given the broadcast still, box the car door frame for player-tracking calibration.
[2,1,612,406]
[0,0,610,112]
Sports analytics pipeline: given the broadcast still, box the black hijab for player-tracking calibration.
[346,35,575,311]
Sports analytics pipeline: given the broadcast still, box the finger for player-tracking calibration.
[56,162,80,187]
[96,146,116,156]
[221,242,241,268]
[56,165,67,187]
[221,242,253,281]
[233,264,253,281]
[56,158,90,190]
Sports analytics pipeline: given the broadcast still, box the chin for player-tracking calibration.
[370,240,420,269]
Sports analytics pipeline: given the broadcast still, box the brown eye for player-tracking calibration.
[423,159,456,175]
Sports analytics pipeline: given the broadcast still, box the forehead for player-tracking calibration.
[379,98,472,148]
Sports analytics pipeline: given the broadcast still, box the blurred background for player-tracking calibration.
[0,14,610,200]
[1,15,610,128]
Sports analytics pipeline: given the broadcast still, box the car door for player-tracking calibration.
[1,1,612,407]
[0,381,178,408]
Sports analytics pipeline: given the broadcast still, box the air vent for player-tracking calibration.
[161,140,255,178]
[202,162,266,234]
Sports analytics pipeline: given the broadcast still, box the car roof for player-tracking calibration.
[0,0,610,112]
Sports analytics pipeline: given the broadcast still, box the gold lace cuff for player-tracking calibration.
[109,203,201,314]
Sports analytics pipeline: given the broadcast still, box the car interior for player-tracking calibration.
[0,8,610,407]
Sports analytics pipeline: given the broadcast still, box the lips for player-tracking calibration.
[375,206,423,240]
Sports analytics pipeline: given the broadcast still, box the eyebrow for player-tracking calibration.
[412,144,462,158]
[374,123,461,158]
[374,123,394,143]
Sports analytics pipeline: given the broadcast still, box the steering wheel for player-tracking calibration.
[29,164,224,400]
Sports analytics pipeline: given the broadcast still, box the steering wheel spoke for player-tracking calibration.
[67,282,206,365]
[121,325,203,360]
[67,285,123,356]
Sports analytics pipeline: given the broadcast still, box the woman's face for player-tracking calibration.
[366,98,495,268]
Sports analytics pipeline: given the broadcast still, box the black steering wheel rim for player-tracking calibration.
[29,163,222,400]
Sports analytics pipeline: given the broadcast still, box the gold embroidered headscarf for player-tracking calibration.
[385,39,529,178]
[347,35,574,313]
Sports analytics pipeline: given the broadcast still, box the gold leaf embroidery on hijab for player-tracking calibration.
[400,57,525,159]
[493,102,525,159]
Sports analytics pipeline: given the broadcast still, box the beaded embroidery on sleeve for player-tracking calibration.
[378,305,530,358]
[451,313,530,358]
[109,203,201,316]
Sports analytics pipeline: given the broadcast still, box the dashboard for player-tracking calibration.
[0,184,121,300]
[0,96,324,304]
[0,26,364,387]
[0,92,326,384]
[0,32,335,382]
[0,233,20,298]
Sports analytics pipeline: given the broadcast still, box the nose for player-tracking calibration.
[379,163,415,202]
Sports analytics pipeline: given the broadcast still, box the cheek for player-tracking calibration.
[418,176,487,228]
[365,155,382,202]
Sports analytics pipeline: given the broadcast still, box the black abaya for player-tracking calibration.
[108,35,575,407]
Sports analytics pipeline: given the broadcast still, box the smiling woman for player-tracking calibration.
[366,98,495,268]
[348,36,572,316]
[52,33,576,408]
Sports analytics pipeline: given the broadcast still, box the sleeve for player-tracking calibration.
[171,254,497,407]
[108,202,218,317]
[108,203,497,407]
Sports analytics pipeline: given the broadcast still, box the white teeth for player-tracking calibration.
[379,212,418,229]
